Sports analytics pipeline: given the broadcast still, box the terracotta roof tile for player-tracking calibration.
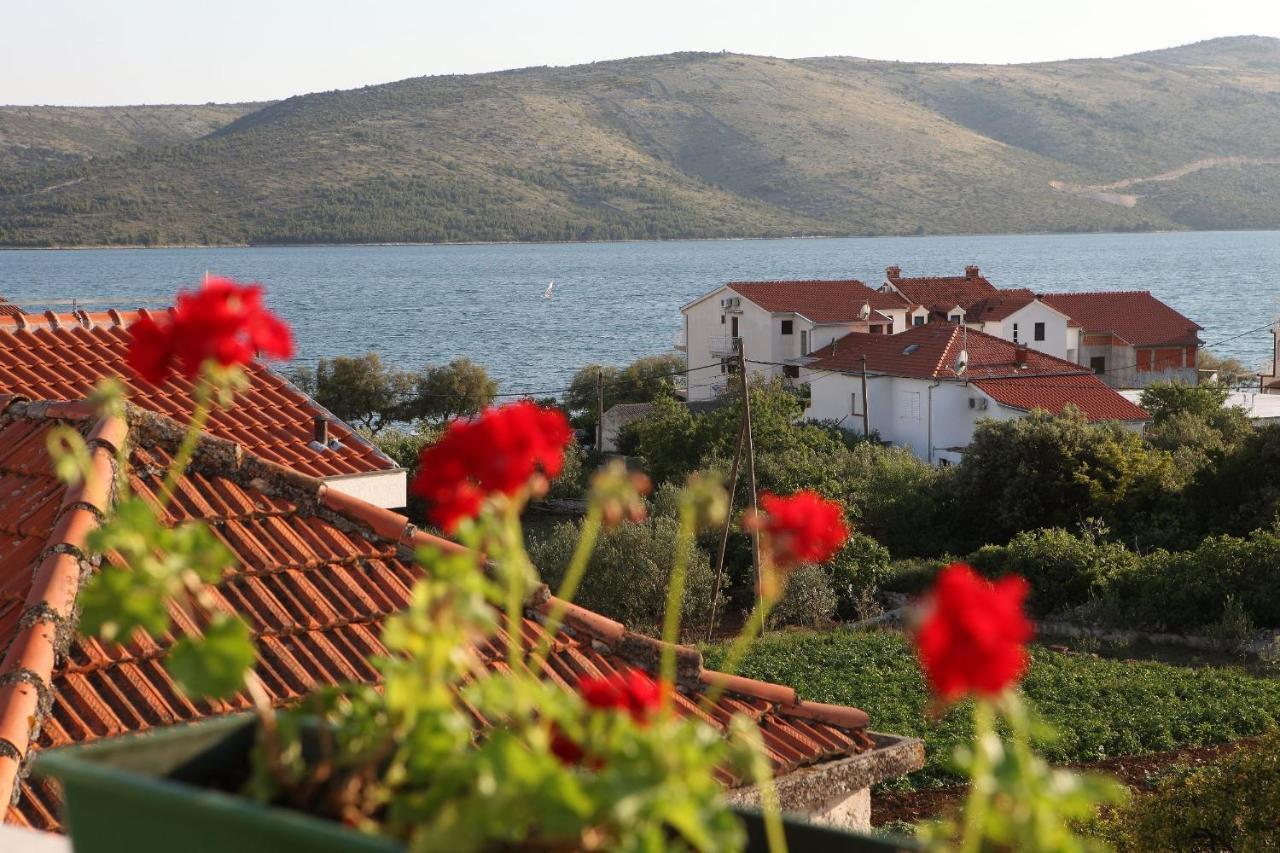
[0,310,397,479]
[0,401,875,831]
[806,324,1149,423]
[726,280,907,324]
[1039,292,1202,347]
[884,267,997,315]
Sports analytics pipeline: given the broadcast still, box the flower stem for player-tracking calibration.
[499,501,532,672]
[735,718,788,853]
[157,374,213,510]
[959,698,996,853]
[700,586,777,710]
[529,502,603,669]
[659,501,697,709]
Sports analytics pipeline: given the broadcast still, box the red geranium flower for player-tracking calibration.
[549,724,585,766]
[126,277,293,382]
[411,401,572,532]
[746,490,849,570]
[915,563,1032,702]
[578,669,662,725]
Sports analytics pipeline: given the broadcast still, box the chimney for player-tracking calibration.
[1014,343,1028,368]
[965,265,980,280]
[313,415,330,446]
[885,265,902,279]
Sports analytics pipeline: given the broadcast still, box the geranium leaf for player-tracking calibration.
[166,613,255,699]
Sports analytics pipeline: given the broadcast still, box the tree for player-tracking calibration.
[1197,349,1256,387]
[1139,380,1231,424]
[564,354,685,437]
[311,354,415,435]
[409,358,498,424]
[949,408,1182,552]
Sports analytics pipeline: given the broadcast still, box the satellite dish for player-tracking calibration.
[859,302,871,321]
[954,349,969,375]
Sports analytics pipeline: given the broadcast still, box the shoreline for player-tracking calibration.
[9,225,1279,253]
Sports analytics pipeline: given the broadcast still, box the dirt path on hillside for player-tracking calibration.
[872,739,1249,828]
[1049,155,1280,207]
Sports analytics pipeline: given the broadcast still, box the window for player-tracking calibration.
[1034,322,1045,342]
[950,314,962,324]
[899,390,921,421]
[731,316,739,337]
[1012,322,1020,343]
[1090,356,1106,374]
[800,330,809,354]
[720,314,725,325]
[781,320,793,335]
[850,392,863,417]
[913,315,925,327]
[783,365,799,379]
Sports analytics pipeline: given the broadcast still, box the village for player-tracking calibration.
[0,258,1275,852]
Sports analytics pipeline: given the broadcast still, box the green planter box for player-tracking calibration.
[34,716,917,852]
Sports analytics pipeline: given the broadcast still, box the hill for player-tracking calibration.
[3,36,1280,246]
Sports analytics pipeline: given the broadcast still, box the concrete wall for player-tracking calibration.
[684,288,780,400]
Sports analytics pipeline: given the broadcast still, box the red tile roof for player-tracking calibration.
[972,375,1150,422]
[726,280,906,324]
[883,267,997,315]
[805,325,1148,422]
[963,289,1038,323]
[0,310,396,479]
[1039,292,1202,348]
[0,399,875,831]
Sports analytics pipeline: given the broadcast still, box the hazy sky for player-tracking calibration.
[5,0,1280,106]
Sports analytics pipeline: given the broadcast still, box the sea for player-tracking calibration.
[0,230,1276,395]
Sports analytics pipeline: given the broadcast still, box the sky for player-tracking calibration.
[4,0,1280,106]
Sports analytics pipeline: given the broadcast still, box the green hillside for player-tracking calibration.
[3,36,1280,246]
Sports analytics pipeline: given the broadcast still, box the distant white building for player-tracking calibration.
[879,266,1077,362]
[802,324,1150,465]
[679,279,904,401]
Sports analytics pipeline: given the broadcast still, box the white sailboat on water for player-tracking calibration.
[543,280,555,300]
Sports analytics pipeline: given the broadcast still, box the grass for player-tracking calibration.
[703,628,1280,790]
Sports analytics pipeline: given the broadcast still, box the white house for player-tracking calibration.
[1261,327,1280,394]
[879,266,1077,361]
[679,279,905,401]
[801,324,1150,465]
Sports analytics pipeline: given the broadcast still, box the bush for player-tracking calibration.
[969,527,1141,617]
[1101,729,1280,852]
[881,558,948,595]
[823,534,891,621]
[530,517,717,637]
[767,566,837,629]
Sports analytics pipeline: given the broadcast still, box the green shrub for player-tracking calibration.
[767,566,837,629]
[529,516,717,637]
[823,534,891,621]
[880,558,948,595]
[1101,729,1280,852]
[970,528,1141,617]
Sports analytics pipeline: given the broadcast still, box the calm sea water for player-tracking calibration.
[0,231,1276,394]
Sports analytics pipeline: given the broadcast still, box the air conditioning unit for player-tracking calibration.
[969,397,988,411]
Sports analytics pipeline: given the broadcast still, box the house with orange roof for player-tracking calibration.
[0,308,406,508]
[1040,292,1203,389]
[679,280,904,401]
[879,266,1078,362]
[0,396,923,838]
[801,324,1149,464]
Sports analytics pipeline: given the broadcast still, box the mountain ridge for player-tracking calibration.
[3,36,1279,247]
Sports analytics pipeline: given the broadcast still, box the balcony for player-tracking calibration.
[708,335,741,357]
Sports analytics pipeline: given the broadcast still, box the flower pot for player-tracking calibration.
[34,716,917,852]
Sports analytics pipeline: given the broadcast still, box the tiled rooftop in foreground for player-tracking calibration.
[0,309,404,507]
[0,397,899,832]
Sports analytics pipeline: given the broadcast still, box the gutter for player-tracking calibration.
[926,380,941,464]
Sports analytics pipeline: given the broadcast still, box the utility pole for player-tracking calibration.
[860,354,870,438]
[706,416,746,642]
[736,340,760,611]
[595,368,604,451]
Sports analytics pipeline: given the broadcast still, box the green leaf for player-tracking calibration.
[166,613,255,699]
[77,563,172,643]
